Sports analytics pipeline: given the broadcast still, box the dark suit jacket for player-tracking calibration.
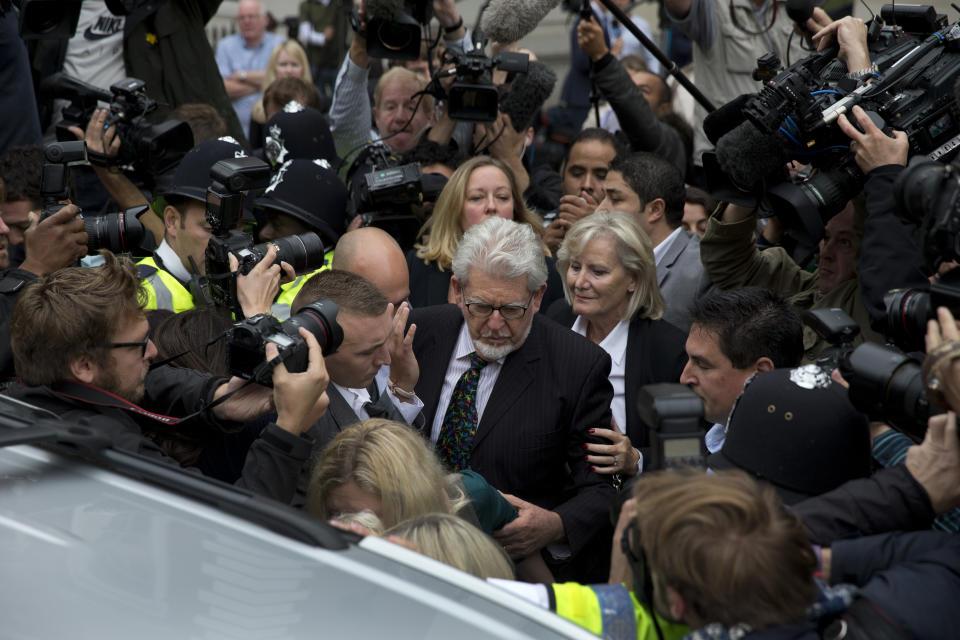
[410,304,617,556]
[546,300,688,449]
[657,229,709,332]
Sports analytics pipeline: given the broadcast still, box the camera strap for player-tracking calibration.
[49,377,252,427]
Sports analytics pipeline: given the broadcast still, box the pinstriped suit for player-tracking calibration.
[410,304,617,562]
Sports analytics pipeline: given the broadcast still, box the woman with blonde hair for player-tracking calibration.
[386,513,515,580]
[407,155,565,308]
[307,418,514,533]
[250,40,313,141]
[547,210,688,476]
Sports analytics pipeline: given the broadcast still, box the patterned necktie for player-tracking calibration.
[436,352,489,471]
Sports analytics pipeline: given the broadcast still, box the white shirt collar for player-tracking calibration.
[155,238,192,283]
[571,316,629,366]
[652,226,683,267]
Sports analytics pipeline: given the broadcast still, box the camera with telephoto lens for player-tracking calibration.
[428,47,530,122]
[637,383,707,471]
[713,4,960,245]
[39,140,147,255]
[204,157,329,316]
[41,73,193,179]
[838,342,932,439]
[872,158,960,351]
[227,299,343,387]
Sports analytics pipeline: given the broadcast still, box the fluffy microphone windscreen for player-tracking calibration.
[480,0,561,45]
[499,62,557,131]
[716,121,788,188]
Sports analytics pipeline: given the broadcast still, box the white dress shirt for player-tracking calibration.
[429,323,505,444]
[571,316,643,473]
[331,365,424,425]
[652,226,683,266]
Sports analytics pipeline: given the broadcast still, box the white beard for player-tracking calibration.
[471,320,534,362]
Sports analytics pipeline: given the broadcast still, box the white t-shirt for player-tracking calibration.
[63,1,126,91]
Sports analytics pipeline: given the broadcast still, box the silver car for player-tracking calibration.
[0,404,595,639]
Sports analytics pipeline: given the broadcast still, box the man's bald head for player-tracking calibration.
[333,227,410,307]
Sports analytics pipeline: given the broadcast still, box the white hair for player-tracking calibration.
[451,218,547,292]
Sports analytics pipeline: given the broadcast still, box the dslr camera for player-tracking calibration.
[204,157,329,316]
[228,299,343,387]
[39,140,147,255]
[637,383,707,471]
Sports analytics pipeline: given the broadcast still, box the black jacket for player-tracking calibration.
[0,267,39,382]
[3,365,312,504]
[794,465,936,546]
[545,299,688,449]
[831,531,960,638]
[591,53,687,175]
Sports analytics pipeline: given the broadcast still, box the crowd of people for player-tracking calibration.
[1,0,960,638]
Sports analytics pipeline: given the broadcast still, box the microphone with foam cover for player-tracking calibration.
[499,62,557,131]
[366,0,407,21]
[786,0,815,25]
[480,0,562,44]
[715,121,790,188]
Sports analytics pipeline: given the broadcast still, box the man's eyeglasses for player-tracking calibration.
[109,337,150,357]
[462,291,534,320]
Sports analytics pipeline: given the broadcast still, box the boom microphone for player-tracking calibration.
[499,61,557,131]
[480,0,561,44]
[715,121,789,188]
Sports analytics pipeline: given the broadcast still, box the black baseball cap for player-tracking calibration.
[254,159,348,244]
[264,105,338,168]
[161,137,248,202]
[708,365,872,505]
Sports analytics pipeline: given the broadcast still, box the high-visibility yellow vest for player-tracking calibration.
[270,249,334,320]
[551,582,690,640]
[137,256,196,313]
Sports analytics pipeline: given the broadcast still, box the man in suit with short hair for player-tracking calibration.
[597,152,708,331]
[292,269,422,455]
[410,217,617,583]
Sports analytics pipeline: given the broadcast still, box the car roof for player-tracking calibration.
[0,419,595,639]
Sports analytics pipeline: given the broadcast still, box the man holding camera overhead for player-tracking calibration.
[3,251,331,504]
[329,0,469,163]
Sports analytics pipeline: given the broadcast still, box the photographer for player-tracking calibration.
[576,16,686,176]
[4,252,330,504]
[29,0,246,144]
[329,0,470,164]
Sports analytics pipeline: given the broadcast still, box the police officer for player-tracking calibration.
[138,138,249,313]
[254,158,348,318]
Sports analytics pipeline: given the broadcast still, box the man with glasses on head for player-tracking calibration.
[410,217,617,583]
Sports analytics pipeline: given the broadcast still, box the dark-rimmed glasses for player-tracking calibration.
[109,337,150,358]
[462,291,534,320]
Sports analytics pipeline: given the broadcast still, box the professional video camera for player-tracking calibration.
[427,47,530,122]
[40,73,192,178]
[227,299,343,387]
[637,383,707,470]
[348,146,446,251]
[354,0,431,60]
[204,157,329,316]
[712,4,960,246]
[39,140,147,255]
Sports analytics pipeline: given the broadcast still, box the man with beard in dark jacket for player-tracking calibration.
[3,251,331,504]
